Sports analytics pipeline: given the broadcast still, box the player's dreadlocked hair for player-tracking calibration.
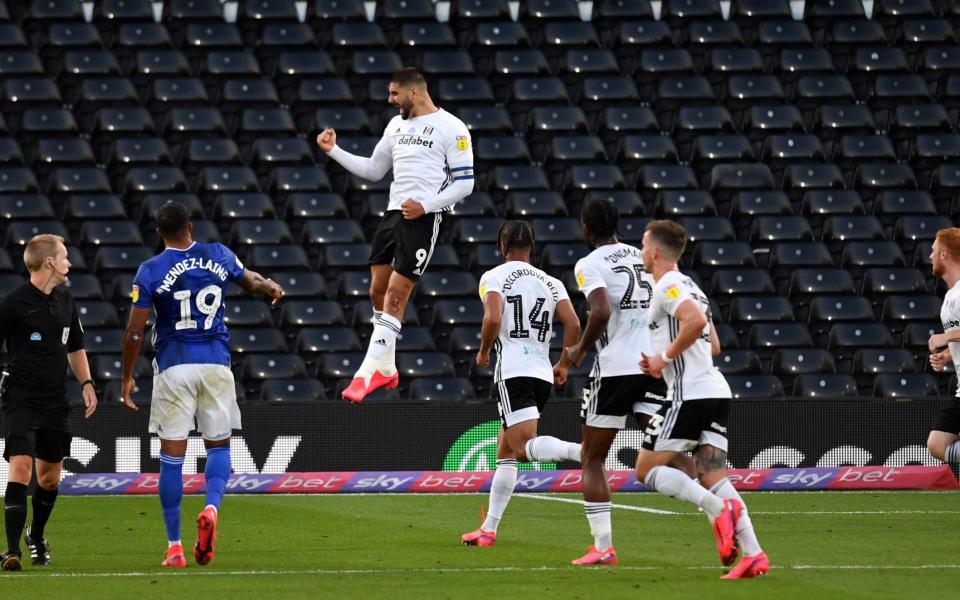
[498,220,535,255]
[156,201,191,238]
[581,197,619,243]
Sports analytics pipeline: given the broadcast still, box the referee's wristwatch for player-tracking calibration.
[81,379,96,392]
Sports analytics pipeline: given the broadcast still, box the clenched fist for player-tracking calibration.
[316,128,337,153]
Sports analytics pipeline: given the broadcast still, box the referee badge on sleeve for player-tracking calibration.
[456,136,469,151]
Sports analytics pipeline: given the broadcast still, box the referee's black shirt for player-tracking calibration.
[0,281,84,410]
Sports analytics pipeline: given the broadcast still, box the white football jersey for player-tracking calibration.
[375,109,473,212]
[574,242,655,378]
[940,280,960,395]
[648,270,731,400]
[479,261,570,383]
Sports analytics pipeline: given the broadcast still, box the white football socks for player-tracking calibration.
[356,312,401,380]
[584,501,613,551]
[645,465,724,519]
[944,441,960,464]
[709,478,762,556]
[524,436,582,463]
[372,309,397,376]
[482,459,518,533]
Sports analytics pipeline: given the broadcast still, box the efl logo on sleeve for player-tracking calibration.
[131,285,139,303]
[666,285,680,300]
[455,136,469,151]
[575,271,585,289]
[478,282,487,298]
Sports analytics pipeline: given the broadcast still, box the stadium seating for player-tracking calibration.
[0,1,953,403]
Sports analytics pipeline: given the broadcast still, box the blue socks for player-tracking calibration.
[159,453,184,543]
[204,445,231,511]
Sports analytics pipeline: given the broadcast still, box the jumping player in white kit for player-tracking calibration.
[316,67,475,403]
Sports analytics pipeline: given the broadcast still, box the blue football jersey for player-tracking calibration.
[132,242,246,373]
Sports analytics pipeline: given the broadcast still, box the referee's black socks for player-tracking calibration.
[4,482,27,553]
[31,485,58,542]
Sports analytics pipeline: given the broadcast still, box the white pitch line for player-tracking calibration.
[11,564,960,578]
[520,496,960,517]
[518,493,681,515]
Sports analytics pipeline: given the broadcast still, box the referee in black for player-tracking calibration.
[0,234,97,571]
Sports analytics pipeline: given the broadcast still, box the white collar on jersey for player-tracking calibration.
[163,241,197,253]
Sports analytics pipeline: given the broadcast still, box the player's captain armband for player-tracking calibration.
[665,285,680,300]
[456,136,469,151]
[131,284,139,303]
[575,271,586,290]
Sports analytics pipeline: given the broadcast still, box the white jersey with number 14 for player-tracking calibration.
[479,261,569,384]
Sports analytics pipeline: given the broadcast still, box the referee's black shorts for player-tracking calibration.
[369,210,442,281]
[3,405,72,463]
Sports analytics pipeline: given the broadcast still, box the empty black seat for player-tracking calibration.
[726,375,785,399]
[246,245,310,271]
[408,378,476,402]
[874,374,940,400]
[260,379,326,404]
[229,328,289,359]
[715,349,763,375]
[793,374,859,399]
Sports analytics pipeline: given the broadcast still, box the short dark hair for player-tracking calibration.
[390,67,427,88]
[581,197,619,241]
[156,201,191,237]
[498,220,535,254]
[645,220,687,261]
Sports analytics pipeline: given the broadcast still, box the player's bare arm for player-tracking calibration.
[476,291,503,368]
[929,330,960,353]
[931,347,952,371]
[67,349,97,418]
[709,319,721,356]
[239,269,284,305]
[641,299,708,378]
[565,287,610,368]
[552,298,581,386]
[120,306,152,412]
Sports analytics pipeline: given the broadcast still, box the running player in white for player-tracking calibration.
[563,198,695,566]
[461,221,582,547]
[316,67,474,403]
[926,228,960,464]
[637,220,768,579]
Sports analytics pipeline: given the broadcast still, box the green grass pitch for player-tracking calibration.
[2,491,960,598]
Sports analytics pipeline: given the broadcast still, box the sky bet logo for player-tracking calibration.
[395,135,434,148]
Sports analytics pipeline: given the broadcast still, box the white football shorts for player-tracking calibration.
[149,364,241,441]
